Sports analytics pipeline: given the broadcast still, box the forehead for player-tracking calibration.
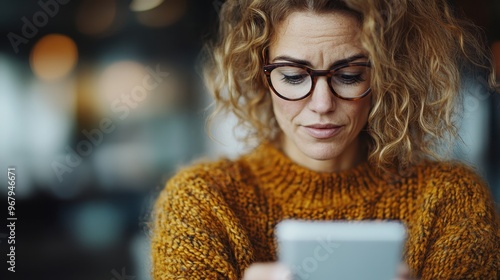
[269,11,364,65]
[277,10,360,35]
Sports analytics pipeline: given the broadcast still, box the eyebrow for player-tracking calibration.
[271,54,368,69]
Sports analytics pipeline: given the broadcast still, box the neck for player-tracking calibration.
[280,135,367,173]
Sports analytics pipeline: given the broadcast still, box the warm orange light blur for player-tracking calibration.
[130,0,164,12]
[96,60,182,117]
[98,60,146,103]
[76,0,117,35]
[492,42,500,79]
[30,34,78,81]
[136,0,187,28]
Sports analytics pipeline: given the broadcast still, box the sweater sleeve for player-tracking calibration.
[409,164,500,280]
[150,165,253,280]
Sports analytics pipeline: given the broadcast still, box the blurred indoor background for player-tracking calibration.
[0,0,499,279]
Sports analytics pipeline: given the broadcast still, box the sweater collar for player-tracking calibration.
[242,142,385,196]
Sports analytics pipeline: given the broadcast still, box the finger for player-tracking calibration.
[395,263,411,280]
[243,263,292,280]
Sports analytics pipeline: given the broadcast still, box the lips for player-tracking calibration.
[303,124,343,139]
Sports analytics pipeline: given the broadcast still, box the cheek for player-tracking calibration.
[271,94,301,124]
[335,97,371,133]
[349,98,371,126]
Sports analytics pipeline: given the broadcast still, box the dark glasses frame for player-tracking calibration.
[263,61,372,101]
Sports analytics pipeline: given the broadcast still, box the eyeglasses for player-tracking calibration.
[263,61,372,101]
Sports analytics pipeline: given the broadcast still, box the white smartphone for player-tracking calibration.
[275,220,406,280]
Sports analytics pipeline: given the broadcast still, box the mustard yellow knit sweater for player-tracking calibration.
[151,143,500,279]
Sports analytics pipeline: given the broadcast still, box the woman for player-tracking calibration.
[151,0,500,279]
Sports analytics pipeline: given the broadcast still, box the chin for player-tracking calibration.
[299,141,344,161]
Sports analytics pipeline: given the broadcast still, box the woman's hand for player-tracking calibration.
[243,263,292,280]
[243,262,414,280]
[396,263,414,280]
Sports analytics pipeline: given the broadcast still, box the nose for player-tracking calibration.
[307,76,336,114]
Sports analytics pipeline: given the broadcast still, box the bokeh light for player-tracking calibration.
[30,34,78,81]
[135,0,187,28]
[97,60,146,105]
[130,0,164,12]
[76,0,117,36]
[96,60,182,117]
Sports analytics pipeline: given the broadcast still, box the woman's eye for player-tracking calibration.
[335,73,365,85]
[281,74,307,85]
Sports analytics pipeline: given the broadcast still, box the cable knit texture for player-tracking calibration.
[151,143,500,279]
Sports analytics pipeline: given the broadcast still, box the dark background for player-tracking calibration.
[0,0,499,279]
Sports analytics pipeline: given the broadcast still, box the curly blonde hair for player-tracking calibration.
[202,0,498,172]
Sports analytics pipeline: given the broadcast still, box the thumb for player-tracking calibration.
[243,263,292,280]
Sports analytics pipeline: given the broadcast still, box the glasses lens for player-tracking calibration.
[270,66,312,100]
[331,65,371,99]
